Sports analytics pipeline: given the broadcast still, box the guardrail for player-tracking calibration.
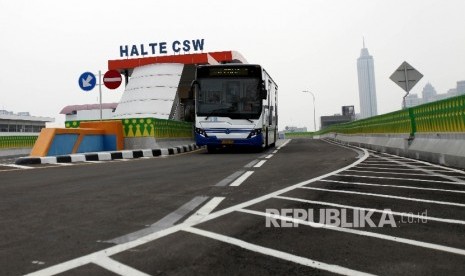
[318,94,465,136]
[0,135,38,149]
[283,132,314,138]
[66,118,194,139]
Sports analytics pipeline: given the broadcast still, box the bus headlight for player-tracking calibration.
[247,128,262,139]
[195,127,208,137]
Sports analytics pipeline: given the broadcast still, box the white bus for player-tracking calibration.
[192,64,278,152]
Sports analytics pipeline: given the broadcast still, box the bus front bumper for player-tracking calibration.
[195,133,263,147]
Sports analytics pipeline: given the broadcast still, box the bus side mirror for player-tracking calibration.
[189,80,200,99]
[259,81,267,100]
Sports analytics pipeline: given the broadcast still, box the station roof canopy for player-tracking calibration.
[107,51,247,74]
[60,103,118,115]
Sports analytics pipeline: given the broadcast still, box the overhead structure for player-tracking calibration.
[107,51,248,121]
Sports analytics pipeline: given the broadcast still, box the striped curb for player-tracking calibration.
[15,144,200,165]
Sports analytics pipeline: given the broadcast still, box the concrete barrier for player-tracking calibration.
[322,132,465,169]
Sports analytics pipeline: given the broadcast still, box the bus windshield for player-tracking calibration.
[196,78,262,120]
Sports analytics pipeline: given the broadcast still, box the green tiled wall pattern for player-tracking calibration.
[65,118,193,138]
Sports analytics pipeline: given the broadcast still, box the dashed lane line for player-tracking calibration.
[244,160,260,168]
[299,186,465,208]
[254,160,267,168]
[184,197,225,224]
[215,171,245,187]
[229,171,255,187]
[105,196,210,245]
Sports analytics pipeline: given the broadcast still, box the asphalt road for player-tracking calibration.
[1,139,465,275]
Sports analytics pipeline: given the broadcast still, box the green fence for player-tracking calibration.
[0,135,38,149]
[318,94,465,136]
[284,132,314,138]
[65,118,194,139]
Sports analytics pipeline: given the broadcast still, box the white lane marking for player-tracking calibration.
[273,150,278,154]
[0,163,34,169]
[239,209,465,257]
[346,169,437,177]
[254,160,267,168]
[277,139,291,149]
[244,160,260,168]
[372,153,464,183]
[275,195,465,225]
[299,186,465,208]
[335,174,465,186]
[320,179,465,194]
[26,143,369,276]
[355,166,423,171]
[184,197,225,224]
[52,163,73,166]
[106,196,209,245]
[215,171,245,186]
[230,171,254,187]
[321,139,365,159]
[265,154,274,159]
[184,227,375,276]
[93,256,150,276]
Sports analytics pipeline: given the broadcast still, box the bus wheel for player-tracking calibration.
[207,146,217,153]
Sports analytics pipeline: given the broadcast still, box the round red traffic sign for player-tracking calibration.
[103,70,122,89]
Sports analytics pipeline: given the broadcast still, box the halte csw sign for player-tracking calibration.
[103,70,122,89]
[78,72,96,91]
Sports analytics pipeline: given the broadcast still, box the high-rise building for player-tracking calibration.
[422,83,437,103]
[357,40,378,119]
[457,81,465,95]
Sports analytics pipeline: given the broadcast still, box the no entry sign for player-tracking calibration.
[103,70,122,89]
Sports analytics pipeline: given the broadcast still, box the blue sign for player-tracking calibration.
[78,72,96,91]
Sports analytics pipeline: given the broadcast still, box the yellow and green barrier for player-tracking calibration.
[318,94,465,136]
[0,136,38,149]
[66,118,193,139]
[284,132,314,138]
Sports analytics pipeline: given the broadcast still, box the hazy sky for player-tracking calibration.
[1,0,464,130]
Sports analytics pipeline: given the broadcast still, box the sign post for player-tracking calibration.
[79,70,121,121]
[390,61,423,109]
[78,72,97,91]
[103,70,122,90]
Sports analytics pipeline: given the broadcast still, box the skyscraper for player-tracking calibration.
[357,40,378,119]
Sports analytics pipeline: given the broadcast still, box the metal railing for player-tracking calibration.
[318,94,465,136]
[0,135,38,149]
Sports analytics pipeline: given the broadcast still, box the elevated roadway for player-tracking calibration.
[1,139,465,275]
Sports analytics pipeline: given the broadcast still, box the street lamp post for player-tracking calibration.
[302,90,316,132]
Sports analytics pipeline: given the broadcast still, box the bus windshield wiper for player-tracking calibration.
[205,108,230,120]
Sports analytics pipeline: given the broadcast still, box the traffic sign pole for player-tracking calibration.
[79,70,122,121]
[99,70,102,121]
